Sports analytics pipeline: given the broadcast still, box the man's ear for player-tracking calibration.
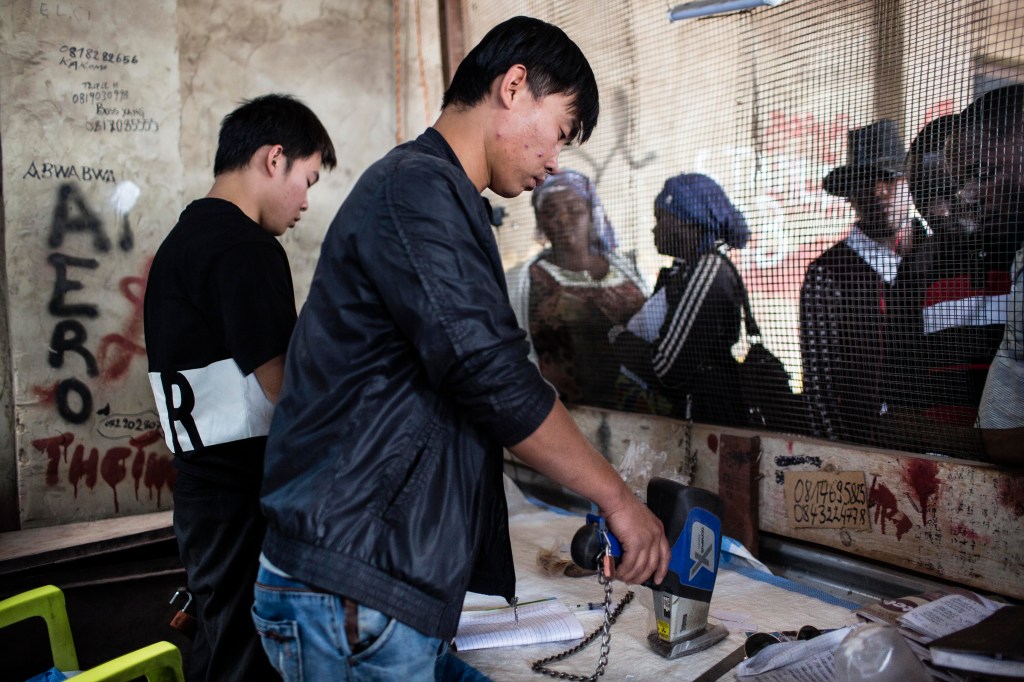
[262,144,285,176]
[498,64,528,109]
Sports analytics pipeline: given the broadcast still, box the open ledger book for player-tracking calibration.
[454,598,584,652]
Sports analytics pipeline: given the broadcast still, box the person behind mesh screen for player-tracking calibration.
[800,120,916,445]
[507,170,646,408]
[610,173,751,427]
[947,84,1024,464]
[255,17,670,681]
[879,113,992,455]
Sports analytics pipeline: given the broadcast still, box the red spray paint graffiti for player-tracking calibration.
[950,522,989,543]
[32,429,174,513]
[96,257,151,384]
[902,459,939,524]
[33,382,59,404]
[868,476,913,540]
[762,110,852,167]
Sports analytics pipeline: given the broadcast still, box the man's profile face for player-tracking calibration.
[262,153,322,236]
[652,213,700,261]
[907,151,955,224]
[490,88,577,199]
[947,122,1024,230]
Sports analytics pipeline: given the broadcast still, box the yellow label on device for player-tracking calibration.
[657,620,670,639]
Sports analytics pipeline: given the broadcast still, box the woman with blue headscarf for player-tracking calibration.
[612,173,751,426]
[509,170,646,407]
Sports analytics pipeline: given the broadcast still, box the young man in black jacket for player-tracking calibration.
[145,94,336,681]
[256,16,670,680]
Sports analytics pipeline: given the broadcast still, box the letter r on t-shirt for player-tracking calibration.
[161,371,204,454]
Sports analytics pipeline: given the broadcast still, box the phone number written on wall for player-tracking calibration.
[55,47,159,134]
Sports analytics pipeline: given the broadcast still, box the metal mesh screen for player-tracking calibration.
[464,0,1023,459]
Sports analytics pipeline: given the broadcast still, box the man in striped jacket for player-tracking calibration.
[800,120,915,445]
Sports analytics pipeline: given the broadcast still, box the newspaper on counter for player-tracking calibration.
[851,587,1005,682]
[897,593,1005,643]
[928,606,1024,678]
[736,625,857,681]
[853,587,982,629]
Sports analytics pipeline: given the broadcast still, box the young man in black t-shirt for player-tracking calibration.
[144,94,335,682]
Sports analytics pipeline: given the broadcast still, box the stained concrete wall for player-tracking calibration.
[0,0,444,528]
[0,165,15,531]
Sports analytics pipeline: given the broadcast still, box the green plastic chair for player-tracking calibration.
[0,584,184,682]
[0,585,78,672]
[73,641,184,682]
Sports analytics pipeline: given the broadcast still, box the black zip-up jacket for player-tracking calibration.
[260,128,556,640]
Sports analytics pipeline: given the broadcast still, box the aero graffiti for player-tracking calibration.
[28,180,173,509]
[34,182,148,421]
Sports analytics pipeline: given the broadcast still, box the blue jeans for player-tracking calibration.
[252,566,490,681]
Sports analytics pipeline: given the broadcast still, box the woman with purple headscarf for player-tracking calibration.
[612,173,751,426]
[509,170,646,407]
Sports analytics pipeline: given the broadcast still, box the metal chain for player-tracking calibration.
[530,566,635,682]
[682,393,696,484]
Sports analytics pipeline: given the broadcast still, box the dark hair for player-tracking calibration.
[441,16,599,144]
[963,83,1024,134]
[909,114,958,159]
[906,114,958,212]
[213,93,337,176]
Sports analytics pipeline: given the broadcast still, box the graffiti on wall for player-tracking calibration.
[693,101,956,298]
[2,0,185,524]
[572,87,657,186]
[31,429,174,512]
[27,177,173,510]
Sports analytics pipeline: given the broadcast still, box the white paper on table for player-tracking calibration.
[736,625,858,681]
[454,599,584,652]
[897,594,1004,643]
[710,609,758,633]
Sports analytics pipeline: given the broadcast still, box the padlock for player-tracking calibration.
[169,587,197,638]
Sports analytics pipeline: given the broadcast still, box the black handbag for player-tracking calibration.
[722,259,805,432]
[740,336,801,430]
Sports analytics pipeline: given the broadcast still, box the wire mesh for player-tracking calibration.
[464,0,1023,459]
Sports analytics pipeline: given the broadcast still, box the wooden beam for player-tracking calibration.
[438,0,465,89]
[565,405,1024,600]
[0,511,174,576]
[719,434,760,556]
[0,143,16,532]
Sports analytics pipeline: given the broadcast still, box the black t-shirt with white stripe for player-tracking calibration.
[144,198,297,487]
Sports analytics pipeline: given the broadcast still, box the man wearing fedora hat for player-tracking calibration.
[800,119,916,445]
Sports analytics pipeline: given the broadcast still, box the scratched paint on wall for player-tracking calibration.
[0,0,184,527]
